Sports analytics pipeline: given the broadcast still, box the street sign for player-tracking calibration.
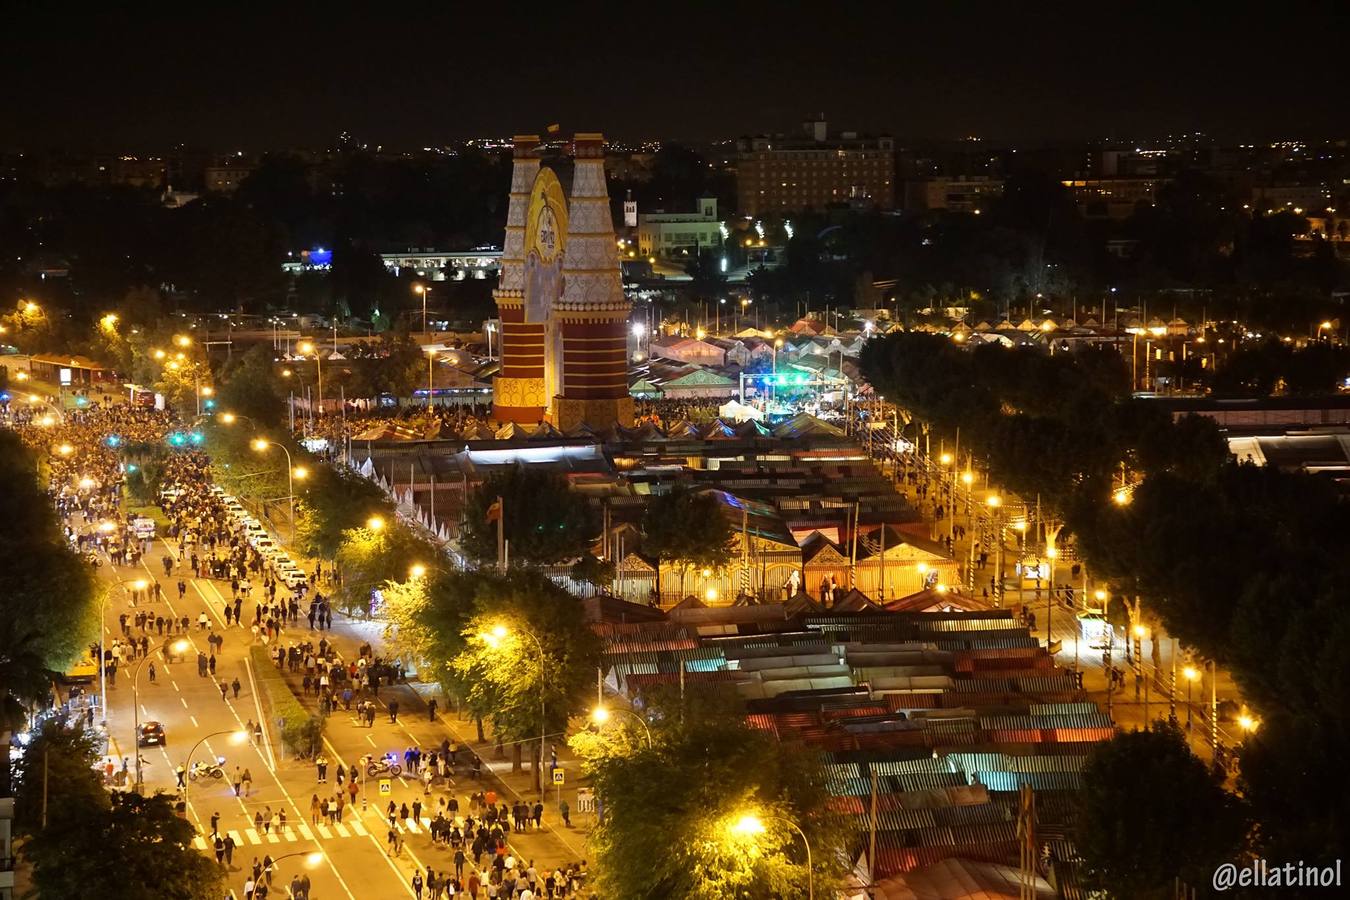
[378,778,392,796]
[552,769,565,786]
[576,787,595,813]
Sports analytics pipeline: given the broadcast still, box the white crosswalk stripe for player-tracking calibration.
[228,830,244,846]
[317,824,333,839]
[334,823,350,837]
[245,828,261,845]
[349,820,367,836]
[266,832,280,844]
[283,830,297,842]
[298,823,315,841]
[193,836,206,850]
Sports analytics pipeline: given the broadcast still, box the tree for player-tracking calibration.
[451,571,601,782]
[461,467,599,567]
[26,790,223,900]
[11,719,108,833]
[586,689,849,899]
[333,521,433,616]
[1074,725,1246,898]
[381,568,477,698]
[216,342,288,427]
[16,719,222,899]
[0,431,102,794]
[571,553,615,597]
[294,464,392,559]
[641,487,735,597]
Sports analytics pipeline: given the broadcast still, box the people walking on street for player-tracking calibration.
[388,699,399,722]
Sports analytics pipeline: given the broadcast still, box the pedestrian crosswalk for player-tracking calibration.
[192,810,494,851]
[192,818,369,850]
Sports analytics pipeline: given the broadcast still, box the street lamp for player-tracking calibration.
[409,564,427,579]
[134,638,190,790]
[252,439,297,542]
[1183,665,1199,731]
[366,516,385,533]
[729,813,813,900]
[591,705,652,747]
[255,850,325,892]
[296,340,323,415]
[183,730,248,810]
[481,623,548,793]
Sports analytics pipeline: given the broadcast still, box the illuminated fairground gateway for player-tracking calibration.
[492,133,634,431]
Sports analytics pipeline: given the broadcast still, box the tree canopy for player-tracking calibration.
[641,487,736,594]
[0,430,101,793]
[461,467,600,566]
[584,689,849,899]
[16,719,223,900]
[450,571,602,780]
[1074,725,1246,898]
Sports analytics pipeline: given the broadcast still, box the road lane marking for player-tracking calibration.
[317,824,333,839]
[191,715,199,727]
[349,820,367,836]
[298,823,314,840]
[266,832,280,843]
[334,823,350,837]
[246,828,261,844]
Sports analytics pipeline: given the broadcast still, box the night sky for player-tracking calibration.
[3,4,1346,150]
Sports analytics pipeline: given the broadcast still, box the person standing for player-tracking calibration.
[316,754,328,783]
[412,870,424,900]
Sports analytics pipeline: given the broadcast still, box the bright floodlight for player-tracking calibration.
[409,564,427,579]
[1183,666,1199,682]
[366,516,385,532]
[297,340,314,355]
[986,495,1001,508]
[251,438,268,452]
[1112,489,1131,506]
[292,466,309,480]
[131,579,148,591]
[78,477,96,490]
[631,322,645,337]
[230,730,249,744]
[172,639,190,654]
[591,707,611,725]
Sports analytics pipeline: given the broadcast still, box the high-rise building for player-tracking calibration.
[736,116,895,215]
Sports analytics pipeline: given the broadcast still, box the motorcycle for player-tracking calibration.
[365,754,403,778]
[189,759,225,781]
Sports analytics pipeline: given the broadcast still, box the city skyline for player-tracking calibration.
[3,5,1347,151]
